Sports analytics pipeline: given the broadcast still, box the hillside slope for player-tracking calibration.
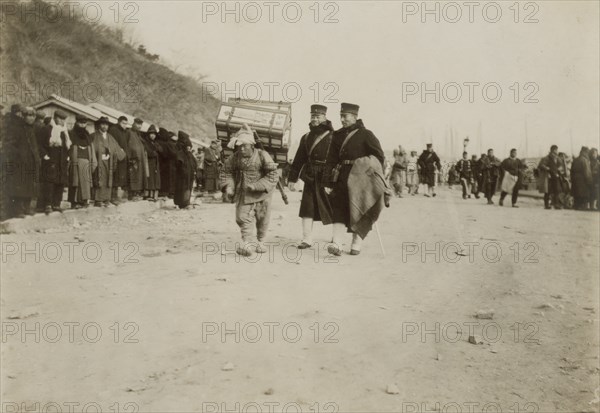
[0,0,219,139]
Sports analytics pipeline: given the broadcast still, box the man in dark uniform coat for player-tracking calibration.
[108,116,129,204]
[455,151,473,199]
[324,103,385,256]
[482,148,501,204]
[418,143,441,197]
[288,104,334,249]
[470,154,481,198]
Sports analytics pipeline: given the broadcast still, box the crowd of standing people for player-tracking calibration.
[0,103,209,220]
[385,143,599,211]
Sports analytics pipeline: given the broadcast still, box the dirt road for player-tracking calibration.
[1,188,598,412]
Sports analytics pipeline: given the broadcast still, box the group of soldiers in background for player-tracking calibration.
[0,103,203,219]
[386,142,600,211]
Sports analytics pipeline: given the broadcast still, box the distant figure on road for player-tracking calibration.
[406,150,419,195]
[571,146,592,210]
[482,148,501,205]
[390,146,408,197]
[499,148,526,208]
[418,143,441,197]
[537,145,563,210]
[455,151,473,200]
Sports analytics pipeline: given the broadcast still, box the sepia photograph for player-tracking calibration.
[0,1,599,412]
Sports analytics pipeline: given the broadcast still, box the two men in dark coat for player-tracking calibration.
[38,109,70,214]
[288,104,334,249]
[418,144,441,197]
[324,103,385,256]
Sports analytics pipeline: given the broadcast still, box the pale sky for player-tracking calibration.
[88,0,599,158]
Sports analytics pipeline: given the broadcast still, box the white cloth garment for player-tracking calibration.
[49,117,71,148]
[501,173,518,193]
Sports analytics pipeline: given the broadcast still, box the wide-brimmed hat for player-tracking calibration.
[54,109,68,119]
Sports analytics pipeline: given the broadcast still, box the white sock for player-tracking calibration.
[351,233,363,251]
[331,223,346,248]
[301,218,314,244]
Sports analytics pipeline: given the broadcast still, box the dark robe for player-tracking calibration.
[107,124,129,188]
[125,129,149,191]
[158,138,178,196]
[289,120,334,223]
[325,119,384,227]
[141,135,162,190]
[418,150,441,186]
[5,120,40,199]
[203,146,221,192]
[90,131,126,201]
[571,153,592,200]
[174,140,198,208]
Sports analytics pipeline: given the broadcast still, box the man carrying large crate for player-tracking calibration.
[288,104,334,249]
[222,124,280,256]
